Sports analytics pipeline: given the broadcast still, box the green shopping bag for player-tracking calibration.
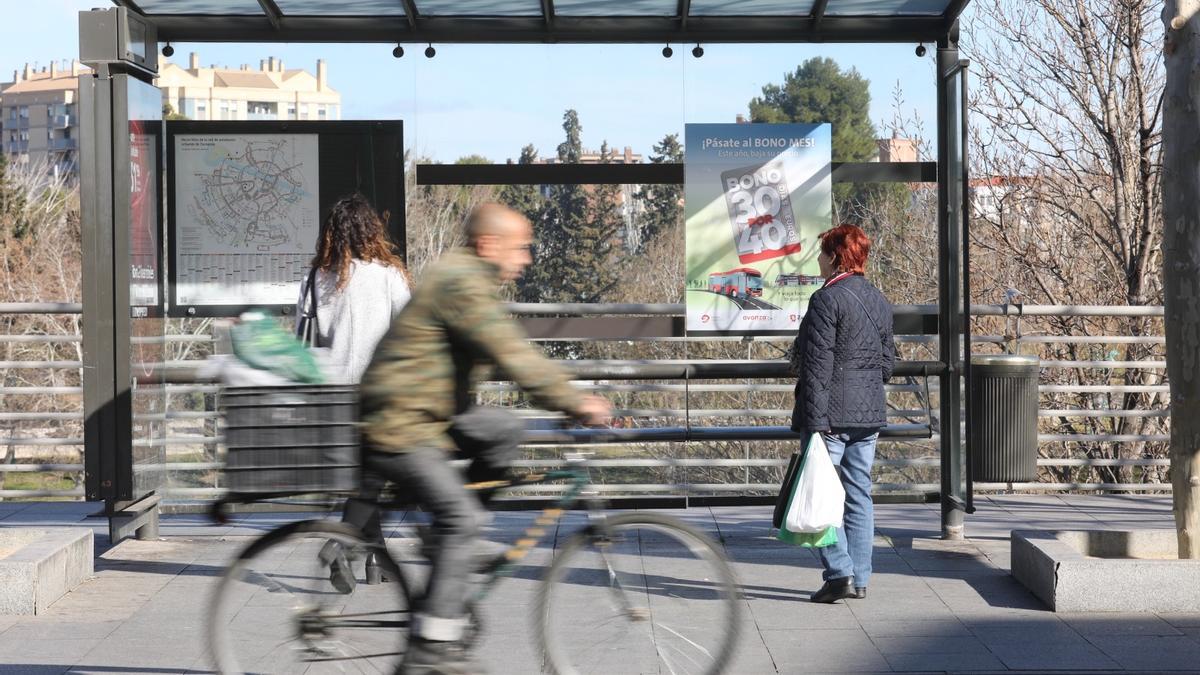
[230,311,325,384]
[775,433,843,548]
[777,524,839,548]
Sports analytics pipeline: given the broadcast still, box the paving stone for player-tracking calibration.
[1,500,1194,672]
[0,666,68,675]
[0,619,122,641]
[858,619,971,638]
[883,651,1007,672]
[959,616,1082,645]
[848,600,958,622]
[0,639,104,670]
[1159,612,1200,627]
[1060,612,1185,636]
[78,640,204,673]
[723,632,780,674]
[1179,626,1200,645]
[871,635,992,655]
[1087,634,1200,671]
[761,628,890,673]
[988,640,1120,670]
[748,597,864,631]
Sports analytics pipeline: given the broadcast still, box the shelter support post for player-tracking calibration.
[936,28,968,539]
[80,63,130,505]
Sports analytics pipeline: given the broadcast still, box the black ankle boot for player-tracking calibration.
[810,576,855,603]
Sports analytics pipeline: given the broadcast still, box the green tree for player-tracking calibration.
[0,154,29,239]
[499,144,546,224]
[518,110,621,304]
[455,154,490,165]
[502,145,549,303]
[632,133,683,253]
[162,102,188,121]
[750,57,876,162]
[579,140,624,297]
[520,111,588,303]
[749,57,889,221]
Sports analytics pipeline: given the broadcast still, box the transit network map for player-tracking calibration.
[173,134,319,308]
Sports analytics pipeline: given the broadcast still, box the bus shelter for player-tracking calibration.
[80,0,974,538]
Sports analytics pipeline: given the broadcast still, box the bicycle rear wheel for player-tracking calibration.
[536,513,743,675]
[208,520,411,674]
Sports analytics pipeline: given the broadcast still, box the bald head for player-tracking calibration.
[464,203,528,245]
[466,203,534,282]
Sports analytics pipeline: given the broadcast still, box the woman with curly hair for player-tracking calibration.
[296,193,411,384]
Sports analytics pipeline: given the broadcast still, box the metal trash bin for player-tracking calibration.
[969,354,1039,483]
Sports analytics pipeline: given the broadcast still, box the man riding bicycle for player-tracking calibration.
[351,203,612,675]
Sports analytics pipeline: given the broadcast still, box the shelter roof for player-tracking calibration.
[114,0,971,44]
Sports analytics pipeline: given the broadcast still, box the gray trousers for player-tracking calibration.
[345,407,523,640]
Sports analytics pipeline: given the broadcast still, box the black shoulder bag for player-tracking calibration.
[295,267,322,348]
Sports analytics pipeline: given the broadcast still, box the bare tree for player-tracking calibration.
[0,158,83,495]
[403,155,497,280]
[966,0,1167,486]
[1161,1,1200,558]
[968,0,1163,305]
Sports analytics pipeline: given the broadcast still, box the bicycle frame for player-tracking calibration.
[465,464,593,599]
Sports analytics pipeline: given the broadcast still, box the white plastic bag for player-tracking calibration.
[783,433,845,533]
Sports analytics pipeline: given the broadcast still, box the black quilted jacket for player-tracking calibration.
[790,274,896,433]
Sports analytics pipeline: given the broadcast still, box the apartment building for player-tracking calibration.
[1,53,340,175]
[0,60,89,175]
[157,53,340,122]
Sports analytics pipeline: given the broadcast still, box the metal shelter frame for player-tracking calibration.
[83,0,974,539]
[120,0,968,45]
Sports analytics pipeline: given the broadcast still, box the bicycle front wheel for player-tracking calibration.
[208,520,411,674]
[536,513,743,675]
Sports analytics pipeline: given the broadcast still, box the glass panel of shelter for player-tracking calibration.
[824,0,950,15]
[688,0,816,15]
[274,0,408,15]
[124,75,169,500]
[552,0,678,16]
[413,0,543,16]
[134,0,264,14]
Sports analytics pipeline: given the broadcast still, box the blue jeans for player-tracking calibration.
[816,428,879,588]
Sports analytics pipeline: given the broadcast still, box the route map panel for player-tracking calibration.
[173,133,319,308]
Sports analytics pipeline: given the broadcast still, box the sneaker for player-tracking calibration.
[400,637,483,675]
[318,540,356,595]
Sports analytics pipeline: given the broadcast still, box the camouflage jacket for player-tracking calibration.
[360,247,584,452]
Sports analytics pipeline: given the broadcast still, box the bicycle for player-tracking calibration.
[207,454,744,675]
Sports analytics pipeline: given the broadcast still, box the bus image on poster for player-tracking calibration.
[684,123,832,336]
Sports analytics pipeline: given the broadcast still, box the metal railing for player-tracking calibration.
[0,302,1169,500]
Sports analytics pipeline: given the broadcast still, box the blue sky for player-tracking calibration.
[2,0,961,162]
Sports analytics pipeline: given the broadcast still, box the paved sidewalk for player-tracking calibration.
[1,495,1198,674]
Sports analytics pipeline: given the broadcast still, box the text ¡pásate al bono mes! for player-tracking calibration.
[702,137,816,150]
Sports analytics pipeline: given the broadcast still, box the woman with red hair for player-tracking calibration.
[790,223,895,603]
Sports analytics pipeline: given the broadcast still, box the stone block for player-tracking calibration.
[0,528,93,615]
[1012,529,1200,612]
